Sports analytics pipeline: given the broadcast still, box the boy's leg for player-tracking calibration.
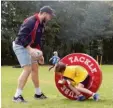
[12,42,32,102]
[49,64,55,71]
[77,76,97,96]
[68,84,81,96]
[76,83,99,101]
[31,62,47,99]
[31,63,40,89]
[14,65,32,97]
[68,83,99,101]
[76,83,93,96]
[68,84,86,101]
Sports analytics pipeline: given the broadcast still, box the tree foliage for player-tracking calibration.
[1,1,113,65]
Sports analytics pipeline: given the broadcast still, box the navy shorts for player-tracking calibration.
[81,75,90,87]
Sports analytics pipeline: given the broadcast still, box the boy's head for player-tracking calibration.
[39,6,55,22]
[53,51,58,56]
[55,62,66,75]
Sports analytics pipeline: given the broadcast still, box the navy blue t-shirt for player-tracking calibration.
[15,14,44,49]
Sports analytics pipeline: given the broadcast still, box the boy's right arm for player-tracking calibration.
[26,46,38,58]
[26,46,43,58]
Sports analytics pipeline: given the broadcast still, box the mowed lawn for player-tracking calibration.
[1,65,113,108]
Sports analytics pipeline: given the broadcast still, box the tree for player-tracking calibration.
[1,1,113,65]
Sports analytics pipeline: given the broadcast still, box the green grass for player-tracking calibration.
[1,65,113,108]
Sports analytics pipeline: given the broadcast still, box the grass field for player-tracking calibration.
[1,65,113,108]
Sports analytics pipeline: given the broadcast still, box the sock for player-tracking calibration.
[35,88,42,95]
[14,88,22,98]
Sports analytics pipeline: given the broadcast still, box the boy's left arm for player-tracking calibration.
[58,78,66,84]
[58,78,77,87]
[65,80,78,87]
[38,56,44,64]
[49,57,53,62]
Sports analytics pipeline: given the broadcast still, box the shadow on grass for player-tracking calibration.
[58,98,113,104]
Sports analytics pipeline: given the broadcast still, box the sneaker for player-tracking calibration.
[93,93,99,101]
[77,95,86,101]
[12,95,27,103]
[34,93,47,99]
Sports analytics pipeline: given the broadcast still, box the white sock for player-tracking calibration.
[14,88,22,98]
[35,88,42,95]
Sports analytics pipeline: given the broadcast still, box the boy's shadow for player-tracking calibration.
[59,98,112,104]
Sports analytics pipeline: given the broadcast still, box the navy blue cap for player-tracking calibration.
[40,6,55,16]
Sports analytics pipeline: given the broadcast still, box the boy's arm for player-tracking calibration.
[58,78,66,84]
[26,45,41,58]
[49,57,53,62]
[38,56,44,64]
[58,57,60,61]
[58,79,76,86]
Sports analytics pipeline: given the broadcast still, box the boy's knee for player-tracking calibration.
[75,86,80,90]
[76,85,84,90]
[78,83,84,88]
[18,66,32,82]
[18,77,24,83]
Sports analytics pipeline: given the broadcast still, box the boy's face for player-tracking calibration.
[43,12,52,22]
[56,71,64,76]
[54,53,58,56]
[57,71,64,75]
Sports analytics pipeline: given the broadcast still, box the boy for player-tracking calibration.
[49,51,60,71]
[55,62,99,101]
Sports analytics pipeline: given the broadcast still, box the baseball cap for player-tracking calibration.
[40,6,56,16]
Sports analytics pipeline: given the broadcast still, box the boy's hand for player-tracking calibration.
[26,46,43,59]
[66,80,71,85]
[58,79,66,84]
[39,56,44,64]
[58,80,64,84]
